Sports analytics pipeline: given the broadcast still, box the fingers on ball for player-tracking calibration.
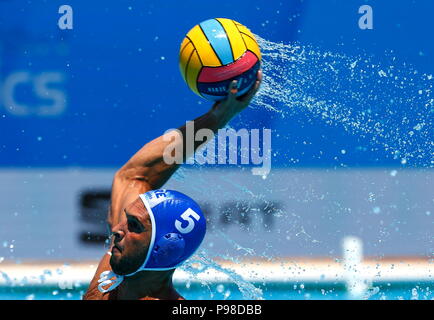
[229,80,238,93]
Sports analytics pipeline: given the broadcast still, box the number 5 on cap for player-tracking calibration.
[175,208,200,234]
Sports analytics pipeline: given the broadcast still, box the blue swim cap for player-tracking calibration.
[98,189,206,293]
[138,189,206,270]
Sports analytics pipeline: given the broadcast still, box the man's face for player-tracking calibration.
[109,197,153,275]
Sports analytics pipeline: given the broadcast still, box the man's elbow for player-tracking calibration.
[114,168,127,181]
[114,167,149,183]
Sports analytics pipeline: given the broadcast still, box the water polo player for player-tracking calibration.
[83,72,262,300]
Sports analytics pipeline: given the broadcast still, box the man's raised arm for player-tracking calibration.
[115,72,262,190]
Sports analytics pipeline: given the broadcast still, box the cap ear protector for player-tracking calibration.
[150,232,186,267]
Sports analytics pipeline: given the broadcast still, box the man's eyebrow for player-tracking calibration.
[124,209,145,227]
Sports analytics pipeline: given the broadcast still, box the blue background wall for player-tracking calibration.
[0,0,433,168]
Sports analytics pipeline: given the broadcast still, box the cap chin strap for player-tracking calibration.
[97,270,124,293]
[98,249,152,293]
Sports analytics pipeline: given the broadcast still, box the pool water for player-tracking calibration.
[0,282,432,300]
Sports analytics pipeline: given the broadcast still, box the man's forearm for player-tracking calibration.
[178,108,227,161]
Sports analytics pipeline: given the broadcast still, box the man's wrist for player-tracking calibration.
[208,107,226,130]
[209,104,234,129]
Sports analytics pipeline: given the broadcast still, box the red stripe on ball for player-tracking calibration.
[198,51,258,83]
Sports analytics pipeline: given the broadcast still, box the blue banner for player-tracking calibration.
[0,1,432,167]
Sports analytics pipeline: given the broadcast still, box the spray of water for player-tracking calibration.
[175,36,434,299]
[180,250,264,300]
[254,35,434,167]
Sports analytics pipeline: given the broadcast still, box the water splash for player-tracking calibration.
[0,271,12,286]
[254,35,434,167]
[214,230,257,258]
[172,37,434,300]
[180,251,264,300]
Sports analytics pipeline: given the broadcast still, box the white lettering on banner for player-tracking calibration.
[2,72,31,116]
[1,71,67,117]
[34,72,67,116]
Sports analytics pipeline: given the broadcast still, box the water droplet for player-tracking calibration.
[223,290,231,299]
[411,288,419,300]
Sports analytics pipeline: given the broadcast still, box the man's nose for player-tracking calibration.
[112,223,126,241]
[112,230,125,241]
